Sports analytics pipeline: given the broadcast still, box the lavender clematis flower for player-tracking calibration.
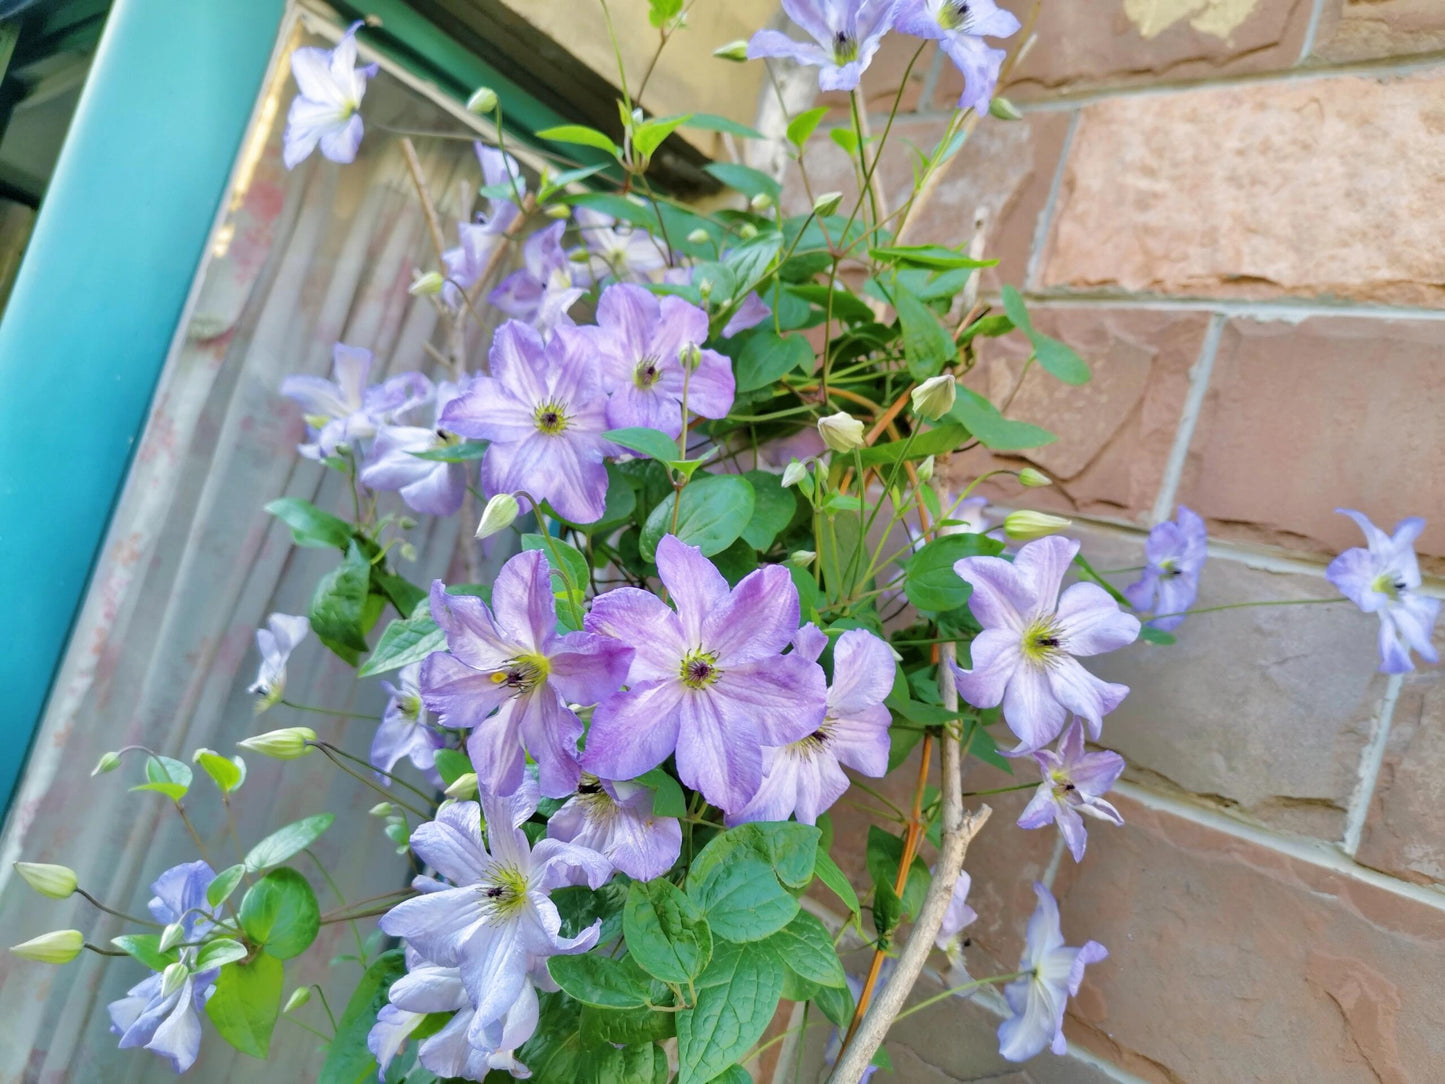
[370,662,444,783]
[893,0,1020,114]
[442,145,525,309]
[489,221,584,333]
[280,345,432,460]
[935,869,977,951]
[582,535,828,812]
[1124,506,1207,632]
[360,381,468,516]
[587,283,735,439]
[284,21,378,169]
[1326,509,1441,674]
[1017,720,1125,863]
[247,612,310,712]
[728,625,892,826]
[108,862,219,1074]
[377,782,612,1037]
[419,552,632,797]
[574,206,669,284]
[440,321,613,524]
[950,535,1140,752]
[722,292,773,338]
[748,0,902,92]
[547,774,682,881]
[998,883,1107,1062]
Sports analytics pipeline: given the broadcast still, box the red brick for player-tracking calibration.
[1175,317,1445,566]
[1312,0,1445,62]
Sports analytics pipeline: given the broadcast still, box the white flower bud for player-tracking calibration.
[10,929,83,964]
[466,86,499,115]
[780,459,809,488]
[444,773,479,799]
[749,192,773,212]
[14,862,77,899]
[408,271,445,297]
[160,961,189,998]
[817,411,865,453]
[91,751,122,776]
[812,191,843,218]
[686,227,710,244]
[284,987,312,1013]
[737,223,758,240]
[1004,510,1073,541]
[786,550,816,567]
[545,203,571,220]
[475,493,520,540]
[1018,467,1052,488]
[917,455,935,483]
[237,727,317,760]
[159,922,185,953]
[369,802,394,817]
[910,374,957,420]
[713,39,749,61]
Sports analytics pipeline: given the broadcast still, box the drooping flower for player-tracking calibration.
[729,625,892,826]
[108,862,219,1074]
[419,552,632,797]
[747,0,902,92]
[1124,506,1207,632]
[1326,509,1441,674]
[582,535,827,812]
[280,345,431,459]
[950,535,1140,752]
[547,774,682,881]
[283,21,378,169]
[721,291,772,338]
[370,662,444,783]
[1017,720,1125,863]
[377,782,612,1034]
[935,869,977,952]
[573,206,669,284]
[440,321,613,524]
[893,0,1021,114]
[246,613,311,711]
[442,145,526,309]
[360,381,468,516]
[586,283,735,439]
[998,883,1107,1062]
[489,221,584,333]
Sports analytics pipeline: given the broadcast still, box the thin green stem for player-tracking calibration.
[284,1016,332,1042]
[312,984,339,1033]
[280,700,377,721]
[318,743,437,807]
[1154,597,1348,620]
[316,746,430,819]
[962,782,1037,798]
[305,848,369,967]
[894,971,1028,1023]
[76,889,163,928]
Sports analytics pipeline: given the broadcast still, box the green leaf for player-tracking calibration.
[723,232,783,295]
[356,601,443,678]
[371,568,425,616]
[959,312,1014,343]
[640,474,755,563]
[830,126,858,154]
[206,954,283,1059]
[709,1066,752,1084]
[762,910,846,988]
[870,244,997,271]
[244,813,335,872]
[785,283,876,324]
[194,749,245,793]
[538,163,611,199]
[624,878,713,984]
[319,949,407,1084]
[856,423,968,469]
[686,821,820,892]
[548,953,655,1009]
[812,981,854,1028]
[811,849,860,915]
[947,386,1056,451]
[691,858,798,942]
[408,439,488,462]
[735,329,814,393]
[607,426,685,464]
[703,161,781,201]
[635,767,688,818]
[786,105,831,148]
[579,1043,669,1084]
[1001,286,1089,385]
[309,541,372,661]
[207,864,247,909]
[739,470,798,551]
[677,941,783,1084]
[194,937,249,970]
[239,867,320,960]
[537,123,620,156]
[580,1003,675,1047]
[904,533,1005,612]
[647,0,684,27]
[1139,625,1176,645]
[865,826,929,920]
[872,876,903,941]
[433,748,472,787]
[112,933,172,972]
[522,534,591,602]
[130,754,192,801]
[265,497,352,550]
[634,113,693,158]
[893,281,958,381]
[682,112,765,140]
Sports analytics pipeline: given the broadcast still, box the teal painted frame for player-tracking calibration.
[0,0,287,813]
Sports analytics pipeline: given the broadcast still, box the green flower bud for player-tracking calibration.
[11,929,83,965]
[408,271,446,297]
[1004,510,1073,541]
[812,191,843,218]
[817,411,865,453]
[444,773,479,800]
[780,460,809,488]
[284,987,312,1013]
[160,961,189,998]
[910,374,957,420]
[158,922,185,953]
[14,862,77,899]
[713,39,750,61]
[917,455,936,483]
[545,203,572,220]
[786,550,817,567]
[91,751,122,776]
[679,343,702,371]
[1018,467,1052,488]
[989,96,1023,121]
[686,227,710,244]
[738,223,759,240]
[237,727,317,760]
[369,802,394,817]
[749,192,773,212]
[475,493,520,540]
[466,87,499,115]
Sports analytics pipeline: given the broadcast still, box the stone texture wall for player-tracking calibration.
[766,2,1445,1081]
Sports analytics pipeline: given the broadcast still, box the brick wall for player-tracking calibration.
[769,2,1445,1081]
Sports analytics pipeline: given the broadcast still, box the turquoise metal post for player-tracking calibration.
[0,0,286,812]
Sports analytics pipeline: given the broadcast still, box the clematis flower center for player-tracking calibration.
[534,401,569,436]
[634,355,663,389]
[398,694,423,721]
[939,0,975,31]
[1371,570,1409,601]
[832,30,859,63]
[1021,618,1066,666]
[490,653,550,693]
[786,720,833,757]
[679,649,722,689]
[478,865,530,917]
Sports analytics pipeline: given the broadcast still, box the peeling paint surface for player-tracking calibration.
[1123,0,1261,39]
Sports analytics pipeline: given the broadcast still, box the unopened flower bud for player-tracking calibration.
[738,223,759,240]
[678,343,702,371]
[698,278,713,300]
[369,802,393,817]
[817,411,865,453]
[475,493,520,540]
[398,516,418,530]
[398,542,418,562]
[686,228,709,244]
[989,96,1023,121]
[158,922,185,953]
[11,929,83,964]
[408,271,445,297]
[466,86,499,115]
[1004,510,1073,541]
[786,550,817,567]
[917,455,935,483]
[444,772,479,799]
[910,374,957,420]
[749,192,773,212]
[14,862,77,899]
[91,751,122,776]
[1018,467,1052,488]
[812,191,843,218]
[781,459,809,488]
[713,39,749,61]
[283,987,312,1013]
[545,203,571,220]
[237,727,316,760]
[567,247,591,262]
[160,961,189,998]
